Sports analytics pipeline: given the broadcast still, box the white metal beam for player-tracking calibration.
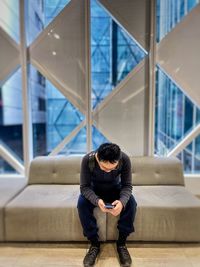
[167,124,200,157]
[148,0,156,156]
[19,0,33,176]
[85,0,92,152]
[0,144,24,175]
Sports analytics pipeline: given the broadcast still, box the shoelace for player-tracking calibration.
[86,246,99,258]
[118,246,130,259]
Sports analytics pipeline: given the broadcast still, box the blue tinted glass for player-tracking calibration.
[0,68,23,161]
[44,0,71,26]
[91,0,146,108]
[27,0,70,45]
[91,46,110,73]
[156,0,200,174]
[0,0,19,43]
[61,127,87,155]
[91,72,112,109]
[195,135,200,173]
[29,65,84,156]
[92,126,109,151]
[197,109,200,124]
[178,134,200,174]
[155,67,199,155]
[0,157,17,174]
[156,0,199,42]
[184,97,193,133]
[187,0,199,11]
[183,143,192,173]
[91,17,110,46]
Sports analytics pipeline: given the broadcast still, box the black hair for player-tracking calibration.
[97,143,121,163]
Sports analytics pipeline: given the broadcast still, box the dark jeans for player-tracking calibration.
[77,189,137,241]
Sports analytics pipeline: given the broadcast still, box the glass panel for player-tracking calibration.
[0,68,23,160]
[0,0,19,43]
[98,0,150,50]
[195,135,200,173]
[177,134,200,174]
[156,0,199,42]
[44,0,71,26]
[0,27,19,82]
[0,157,17,174]
[60,127,87,155]
[187,0,200,11]
[26,0,70,45]
[155,67,200,156]
[196,109,200,124]
[29,0,87,112]
[91,0,146,108]
[29,65,84,157]
[92,126,109,151]
[183,143,193,174]
[94,63,146,155]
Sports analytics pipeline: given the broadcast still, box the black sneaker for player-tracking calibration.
[83,245,100,267]
[117,245,132,267]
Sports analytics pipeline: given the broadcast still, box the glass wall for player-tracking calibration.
[91,0,146,109]
[0,68,23,174]
[27,0,145,156]
[155,0,200,174]
[0,0,199,174]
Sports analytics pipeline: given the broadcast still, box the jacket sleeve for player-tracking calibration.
[119,153,133,208]
[80,155,100,206]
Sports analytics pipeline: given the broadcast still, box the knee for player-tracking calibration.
[127,195,137,211]
[77,194,90,211]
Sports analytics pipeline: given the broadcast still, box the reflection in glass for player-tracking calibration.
[195,135,200,172]
[0,0,19,43]
[61,127,87,155]
[156,0,200,174]
[26,0,70,45]
[29,65,84,157]
[156,0,199,42]
[177,134,200,174]
[44,0,71,26]
[91,0,146,108]
[46,82,84,153]
[155,67,200,173]
[0,68,23,162]
[92,126,109,151]
[0,157,17,174]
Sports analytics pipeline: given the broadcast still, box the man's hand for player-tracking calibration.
[109,200,123,216]
[98,199,109,213]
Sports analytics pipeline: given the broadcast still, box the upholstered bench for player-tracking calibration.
[108,157,200,242]
[4,156,106,241]
[0,177,26,241]
[3,156,200,242]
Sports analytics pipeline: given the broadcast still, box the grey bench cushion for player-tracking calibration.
[0,178,26,241]
[5,184,106,241]
[28,156,82,185]
[131,157,184,186]
[107,186,200,241]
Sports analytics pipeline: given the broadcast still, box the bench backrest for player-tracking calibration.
[28,155,184,186]
[29,155,82,185]
[130,156,184,186]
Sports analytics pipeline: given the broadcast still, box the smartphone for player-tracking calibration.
[104,203,115,209]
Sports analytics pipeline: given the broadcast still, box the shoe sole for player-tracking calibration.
[120,264,132,267]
